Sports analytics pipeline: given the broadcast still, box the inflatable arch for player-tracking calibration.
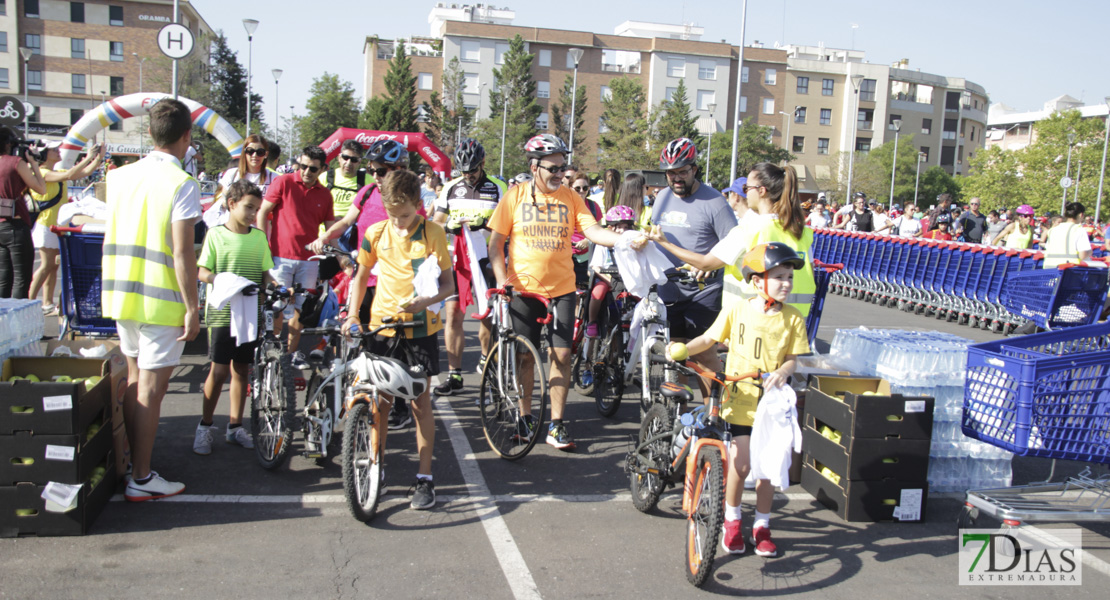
[59,92,244,168]
[318,128,453,180]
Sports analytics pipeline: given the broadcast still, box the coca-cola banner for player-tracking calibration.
[318,128,452,180]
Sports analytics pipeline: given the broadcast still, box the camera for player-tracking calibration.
[11,140,47,163]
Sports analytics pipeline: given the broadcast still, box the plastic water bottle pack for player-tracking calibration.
[0,299,44,359]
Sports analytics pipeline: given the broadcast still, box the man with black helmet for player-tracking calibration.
[432,138,507,396]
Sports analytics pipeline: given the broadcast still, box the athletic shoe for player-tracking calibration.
[580,367,593,388]
[41,303,57,315]
[388,401,412,430]
[434,373,464,397]
[125,471,185,502]
[752,526,778,557]
[226,426,254,448]
[475,356,487,374]
[513,414,537,442]
[721,519,746,555]
[192,424,215,455]
[585,322,599,338]
[411,479,436,510]
[291,351,310,370]
[545,423,576,451]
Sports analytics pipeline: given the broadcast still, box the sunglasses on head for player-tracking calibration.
[339,154,361,162]
[244,147,267,157]
[297,162,321,174]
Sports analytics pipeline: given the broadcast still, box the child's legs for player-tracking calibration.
[726,431,752,508]
[202,362,231,423]
[228,360,250,424]
[587,279,610,323]
[412,387,434,475]
[754,478,774,515]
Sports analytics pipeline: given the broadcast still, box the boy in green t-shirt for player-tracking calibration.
[677,242,810,559]
[194,180,275,455]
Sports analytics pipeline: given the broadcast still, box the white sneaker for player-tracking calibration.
[125,471,185,502]
[226,426,254,448]
[193,424,215,455]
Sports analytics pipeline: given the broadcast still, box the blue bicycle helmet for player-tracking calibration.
[365,139,409,166]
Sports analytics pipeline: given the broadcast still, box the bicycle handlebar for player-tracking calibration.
[671,359,762,387]
[302,319,416,337]
[472,286,553,324]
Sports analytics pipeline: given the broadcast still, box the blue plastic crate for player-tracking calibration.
[962,322,1110,462]
[1000,266,1109,329]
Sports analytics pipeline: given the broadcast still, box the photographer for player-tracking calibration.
[0,128,46,298]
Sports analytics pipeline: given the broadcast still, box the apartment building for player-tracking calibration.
[12,0,211,155]
[986,95,1110,152]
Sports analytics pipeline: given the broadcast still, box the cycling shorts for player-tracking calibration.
[509,292,575,350]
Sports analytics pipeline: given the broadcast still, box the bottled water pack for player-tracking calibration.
[0,299,45,359]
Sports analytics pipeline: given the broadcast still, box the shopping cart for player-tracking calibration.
[808,260,842,347]
[51,225,116,338]
[959,324,1110,527]
[999,264,1110,330]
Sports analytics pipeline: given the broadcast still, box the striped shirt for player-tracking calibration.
[199,225,274,326]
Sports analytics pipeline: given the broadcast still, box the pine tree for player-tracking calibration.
[550,74,587,156]
[359,96,390,131]
[420,57,471,152]
[477,35,540,177]
[383,41,419,133]
[598,77,653,172]
[655,79,699,144]
[300,73,360,147]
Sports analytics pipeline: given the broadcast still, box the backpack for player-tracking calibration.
[338,184,378,253]
[26,184,65,224]
[326,168,367,192]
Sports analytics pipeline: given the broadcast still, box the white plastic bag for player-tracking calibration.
[413,259,443,316]
[749,383,802,490]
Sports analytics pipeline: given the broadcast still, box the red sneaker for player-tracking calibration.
[752,525,778,557]
[720,519,745,555]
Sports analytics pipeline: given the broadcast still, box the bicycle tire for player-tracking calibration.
[342,402,384,522]
[630,402,672,512]
[640,337,667,420]
[250,352,296,470]
[593,325,625,418]
[685,445,725,587]
[304,371,336,464]
[479,334,547,461]
[571,293,595,396]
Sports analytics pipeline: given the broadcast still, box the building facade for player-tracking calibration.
[986,95,1110,152]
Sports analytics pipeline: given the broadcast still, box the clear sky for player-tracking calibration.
[189,0,1107,130]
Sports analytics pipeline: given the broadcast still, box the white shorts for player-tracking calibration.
[269,257,320,311]
[31,222,59,250]
[117,319,186,371]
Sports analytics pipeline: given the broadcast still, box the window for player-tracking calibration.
[741,66,749,83]
[739,96,747,113]
[25,34,41,55]
[27,70,42,91]
[536,112,548,130]
[859,78,876,102]
[943,118,958,140]
[25,0,39,18]
[110,41,124,62]
[0,32,6,53]
[598,116,609,134]
[888,114,902,129]
[794,107,806,124]
[565,51,576,69]
[109,5,123,26]
[495,43,509,65]
[698,60,716,80]
[538,49,551,67]
[817,138,830,155]
[602,49,640,73]
[110,76,124,96]
[762,98,774,115]
[857,108,873,131]
[665,87,677,103]
[856,138,871,153]
[0,1,5,16]
[945,91,961,111]
[600,85,611,101]
[71,1,84,22]
[462,73,479,95]
[764,68,776,85]
[417,72,433,90]
[822,78,834,96]
[797,76,809,95]
[537,81,550,98]
[70,109,83,125]
[820,108,831,125]
[940,145,955,166]
[921,118,932,135]
[0,68,8,89]
[697,90,715,111]
[792,136,804,153]
[71,38,85,59]
[72,74,86,95]
[920,146,930,162]
[109,120,122,131]
[460,41,480,62]
[667,58,685,78]
[970,126,975,142]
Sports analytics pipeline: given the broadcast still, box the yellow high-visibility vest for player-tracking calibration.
[102,158,192,325]
[1043,222,1079,268]
[722,221,816,316]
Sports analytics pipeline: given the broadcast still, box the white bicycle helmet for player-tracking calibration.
[351,355,427,400]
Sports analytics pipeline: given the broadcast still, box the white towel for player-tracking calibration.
[207,273,258,344]
[749,383,803,490]
[413,259,443,316]
[612,231,670,298]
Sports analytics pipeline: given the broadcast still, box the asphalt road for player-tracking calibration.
[3,292,1109,599]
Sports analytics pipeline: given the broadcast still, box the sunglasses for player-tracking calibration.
[536,163,568,174]
[572,186,590,192]
[742,184,763,193]
[297,163,321,174]
[371,166,396,178]
[666,168,694,179]
[462,166,481,175]
[339,154,361,162]
[244,147,267,157]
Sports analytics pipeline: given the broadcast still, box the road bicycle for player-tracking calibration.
[625,343,762,587]
[473,285,552,460]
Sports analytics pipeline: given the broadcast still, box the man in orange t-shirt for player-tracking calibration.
[488,134,629,451]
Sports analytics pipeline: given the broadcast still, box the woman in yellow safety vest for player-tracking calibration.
[990,204,1034,249]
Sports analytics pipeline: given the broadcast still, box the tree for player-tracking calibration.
[918,166,960,208]
[703,119,793,189]
[843,133,923,206]
[359,96,390,131]
[655,79,699,144]
[382,41,419,133]
[205,31,263,126]
[598,77,654,172]
[549,74,587,156]
[300,73,360,146]
[961,146,1026,212]
[475,35,540,178]
[421,57,472,152]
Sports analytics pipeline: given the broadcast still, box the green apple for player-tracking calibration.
[7,376,25,382]
[10,457,34,465]
[15,509,36,517]
[86,423,101,441]
[84,376,102,391]
[53,375,72,382]
[25,374,40,383]
[10,406,32,413]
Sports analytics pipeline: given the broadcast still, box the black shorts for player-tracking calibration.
[357,285,377,326]
[658,278,722,340]
[573,260,590,289]
[208,327,259,365]
[367,332,441,377]
[727,423,754,437]
[510,292,575,350]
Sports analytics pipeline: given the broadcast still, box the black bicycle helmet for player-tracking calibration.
[523,134,568,160]
[455,138,486,172]
[740,242,805,284]
[365,139,409,166]
[659,137,698,170]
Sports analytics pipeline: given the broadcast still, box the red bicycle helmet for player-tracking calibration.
[659,137,698,170]
[524,134,568,160]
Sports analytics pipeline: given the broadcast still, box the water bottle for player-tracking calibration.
[350,324,361,336]
[671,412,696,456]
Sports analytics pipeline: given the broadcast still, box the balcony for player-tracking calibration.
[857,121,873,131]
[602,63,641,74]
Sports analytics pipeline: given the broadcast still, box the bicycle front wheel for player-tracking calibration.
[630,402,671,512]
[685,445,725,587]
[593,325,625,418]
[640,335,668,420]
[478,334,547,461]
[342,402,384,522]
[251,352,296,470]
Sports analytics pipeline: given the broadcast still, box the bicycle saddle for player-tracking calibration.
[659,381,694,404]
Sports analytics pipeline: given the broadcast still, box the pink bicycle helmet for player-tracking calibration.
[1016,204,1034,216]
[605,205,635,224]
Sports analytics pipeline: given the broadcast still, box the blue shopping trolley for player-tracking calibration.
[51,225,117,338]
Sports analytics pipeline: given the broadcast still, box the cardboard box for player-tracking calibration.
[801,461,928,523]
[0,425,112,485]
[0,358,112,435]
[806,376,935,440]
[0,462,116,537]
[802,422,931,482]
[789,391,806,485]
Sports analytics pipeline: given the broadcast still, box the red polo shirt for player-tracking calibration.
[263,170,335,260]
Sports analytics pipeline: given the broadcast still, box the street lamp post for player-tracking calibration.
[706,102,716,187]
[133,52,147,154]
[499,92,508,178]
[19,47,32,138]
[1075,159,1083,203]
[888,118,902,210]
[914,151,926,206]
[289,104,295,158]
[845,73,864,204]
[567,48,584,158]
[1062,132,1076,215]
[1096,96,1110,225]
[272,69,282,148]
[242,19,259,139]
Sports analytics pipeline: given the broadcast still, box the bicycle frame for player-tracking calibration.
[625,285,671,405]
